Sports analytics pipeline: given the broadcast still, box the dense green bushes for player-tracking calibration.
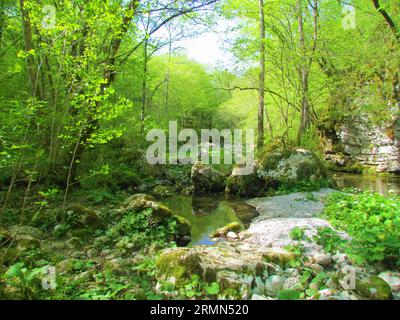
[323,191,400,266]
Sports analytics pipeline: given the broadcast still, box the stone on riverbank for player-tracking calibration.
[191,162,225,194]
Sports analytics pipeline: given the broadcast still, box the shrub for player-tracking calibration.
[323,191,400,265]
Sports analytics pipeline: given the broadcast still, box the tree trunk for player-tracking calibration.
[141,38,149,135]
[257,0,266,149]
[296,0,310,145]
[19,0,42,99]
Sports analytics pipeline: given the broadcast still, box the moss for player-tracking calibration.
[355,276,393,300]
[225,171,266,198]
[64,205,103,230]
[261,249,295,268]
[173,215,191,236]
[156,249,203,285]
[15,235,40,251]
[209,222,241,238]
[153,185,174,197]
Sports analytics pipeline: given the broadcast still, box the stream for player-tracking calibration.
[163,172,400,246]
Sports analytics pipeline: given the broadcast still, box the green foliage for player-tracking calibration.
[277,289,300,300]
[323,191,400,265]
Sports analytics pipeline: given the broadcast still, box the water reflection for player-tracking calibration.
[163,195,258,246]
[331,172,400,195]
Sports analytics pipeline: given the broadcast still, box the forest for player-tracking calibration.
[0,0,399,301]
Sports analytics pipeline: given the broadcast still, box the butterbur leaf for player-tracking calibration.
[206,282,219,295]
[277,289,300,300]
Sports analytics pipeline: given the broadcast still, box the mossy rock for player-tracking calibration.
[225,167,266,198]
[355,276,393,300]
[261,248,295,268]
[191,162,225,195]
[209,222,241,238]
[173,215,192,236]
[32,209,61,229]
[124,194,155,209]
[15,235,40,251]
[153,185,174,198]
[64,205,104,230]
[8,225,44,240]
[257,147,327,185]
[156,249,204,285]
[56,258,83,274]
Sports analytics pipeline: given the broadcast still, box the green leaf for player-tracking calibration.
[277,289,300,300]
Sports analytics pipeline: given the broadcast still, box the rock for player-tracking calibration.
[227,231,238,240]
[209,222,241,238]
[155,248,205,285]
[257,148,327,185]
[191,162,225,194]
[243,217,333,253]
[312,253,332,267]
[228,201,259,226]
[8,225,44,240]
[172,215,191,236]
[87,248,98,259]
[156,243,294,287]
[323,114,400,173]
[181,186,194,196]
[378,272,400,293]
[265,275,284,296]
[251,294,268,300]
[355,276,393,300]
[73,271,93,282]
[124,195,173,223]
[124,194,155,208]
[15,235,40,251]
[103,258,130,276]
[66,237,82,249]
[94,236,111,248]
[246,189,335,219]
[57,258,82,273]
[32,209,60,228]
[225,166,266,197]
[64,205,103,230]
[153,185,174,198]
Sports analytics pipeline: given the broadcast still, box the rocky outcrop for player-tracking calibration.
[225,148,328,198]
[191,162,225,194]
[324,115,400,173]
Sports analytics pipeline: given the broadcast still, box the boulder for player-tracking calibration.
[153,185,174,198]
[15,235,40,251]
[257,148,327,185]
[172,215,191,236]
[191,162,225,194]
[8,225,44,240]
[355,276,393,300]
[209,222,241,238]
[64,205,103,230]
[225,166,266,198]
[155,242,294,288]
[378,272,400,293]
[156,248,205,285]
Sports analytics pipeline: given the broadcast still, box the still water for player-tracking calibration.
[163,172,400,245]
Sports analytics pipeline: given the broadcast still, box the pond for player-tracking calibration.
[163,195,258,246]
[163,172,400,246]
[331,172,400,195]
